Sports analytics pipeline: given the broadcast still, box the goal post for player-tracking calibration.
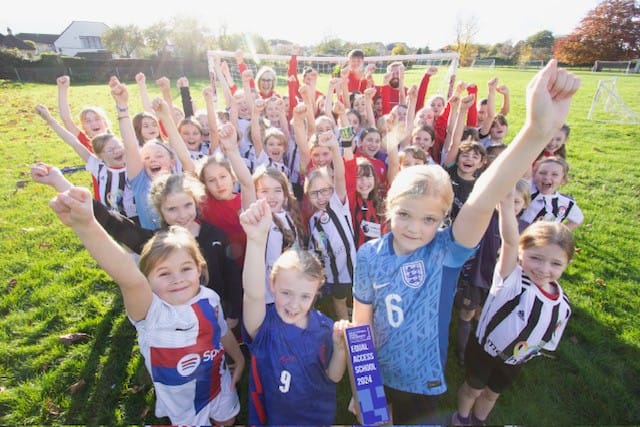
[587,77,639,125]
[591,60,633,74]
[207,50,460,99]
[519,59,545,69]
[471,58,495,68]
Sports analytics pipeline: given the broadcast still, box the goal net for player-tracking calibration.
[591,60,636,74]
[587,77,639,125]
[471,58,495,68]
[207,50,460,100]
[519,59,545,69]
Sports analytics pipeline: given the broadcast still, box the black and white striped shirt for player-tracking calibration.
[476,266,571,365]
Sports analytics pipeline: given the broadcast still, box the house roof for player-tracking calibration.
[0,34,36,50]
[16,33,59,44]
[58,20,109,36]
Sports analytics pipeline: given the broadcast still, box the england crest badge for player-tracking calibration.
[401,260,425,288]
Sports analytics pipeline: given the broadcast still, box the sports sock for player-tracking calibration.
[457,318,471,362]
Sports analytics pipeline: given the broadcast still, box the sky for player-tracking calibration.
[2,0,601,50]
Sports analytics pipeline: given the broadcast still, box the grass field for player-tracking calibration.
[0,65,639,426]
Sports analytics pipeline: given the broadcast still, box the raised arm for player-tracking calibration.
[453,60,580,249]
[135,72,154,113]
[497,190,519,279]
[35,104,91,163]
[479,77,498,137]
[219,123,256,209]
[239,198,272,338]
[50,187,153,321]
[322,131,346,203]
[109,77,144,179]
[155,77,176,123]
[202,86,221,153]
[250,98,266,157]
[151,97,196,174]
[177,76,196,118]
[497,84,511,117]
[442,94,475,167]
[56,75,82,136]
[291,103,311,175]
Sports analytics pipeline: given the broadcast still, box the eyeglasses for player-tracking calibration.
[102,147,121,155]
[261,78,275,83]
[308,187,333,199]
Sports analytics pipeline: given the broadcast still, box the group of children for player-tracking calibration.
[33,51,582,425]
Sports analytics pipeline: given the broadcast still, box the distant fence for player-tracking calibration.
[0,58,211,83]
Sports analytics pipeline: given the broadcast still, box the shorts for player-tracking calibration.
[168,366,240,426]
[384,385,440,424]
[455,285,488,311]
[207,366,241,423]
[464,337,523,394]
[321,282,352,299]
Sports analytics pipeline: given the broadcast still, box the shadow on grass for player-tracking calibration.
[65,295,139,426]
[438,300,640,426]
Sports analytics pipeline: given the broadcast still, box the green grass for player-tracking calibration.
[0,67,639,426]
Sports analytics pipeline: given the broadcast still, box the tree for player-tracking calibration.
[168,16,213,60]
[527,30,555,49]
[554,0,640,65]
[391,43,408,56]
[144,21,171,58]
[452,13,479,66]
[102,25,144,58]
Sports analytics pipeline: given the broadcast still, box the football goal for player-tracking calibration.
[207,50,460,100]
[471,58,495,68]
[591,60,640,74]
[587,77,639,125]
[519,59,545,69]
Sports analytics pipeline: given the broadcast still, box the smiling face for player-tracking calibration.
[490,119,508,141]
[81,110,108,138]
[179,122,203,152]
[389,195,447,256]
[412,129,434,152]
[140,116,160,142]
[97,136,126,168]
[256,174,286,213]
[265,135,286,163]
[202,163,235,200]
[416,107,435,126]
[270,267,320,329]
[307,176,333,211]
[545,129,568,155]
[456,149,485,178]
[141,143,174,179]
[519,244,568,289]
[533,161,567,195]
[160,191,198,229]
[430,97,445,116]
[147,248,202,306]
[258,72,275,96]
[311,145,332,168]
[359,130,382,158]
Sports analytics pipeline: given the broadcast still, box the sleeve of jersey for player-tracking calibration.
[488,265,521,298]
[415,73,431,111]
[353,243,375,304]
[566,199,584,225]
[445,227,477,267]
[84,155,100,177]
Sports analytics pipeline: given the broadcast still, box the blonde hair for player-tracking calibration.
[515,178,531,210]
[139,225,208,284]
[520,221,575,262]
[386,165,453,216]
[198,152,237,187]
[270,248,325,287]
[79,106,111,133]
[533,156,569,179]
[149,173,205,227]
[304,166,333,194]
[264,127,289,152]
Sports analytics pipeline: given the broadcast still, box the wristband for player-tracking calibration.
[116,105,128,112]
[117,115,129,120]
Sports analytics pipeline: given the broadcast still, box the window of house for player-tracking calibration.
[79,36,103,49]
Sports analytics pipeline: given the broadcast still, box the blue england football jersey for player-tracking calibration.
[353,229,475,395]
